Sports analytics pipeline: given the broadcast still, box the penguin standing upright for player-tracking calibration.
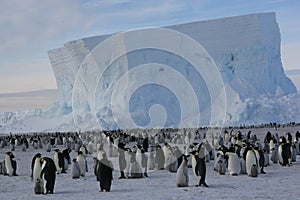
[5,152,17,176]
[155,145,165,170]
[71,159,81,179]
[124,148,131,178]
[246,149,258,177]
[147,146,155,170]
[10,137,16,151]
[40,157,56,194]
[130,149,143,178]
[32,153,43,194]
[191,142,209,187]
[176,155,189,187]
[225,152,241,176]
[95,152,113,192]
[53,149,65,174]
[278,136,291,166]
[118,142,127,179]
[214,152,226,175]
[77,151,86,177]
[136,145,148,177]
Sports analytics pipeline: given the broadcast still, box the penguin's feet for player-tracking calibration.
[261,170,266,174]
[202,183,209,187]
[144,172,149,177]
[119,176,126,179]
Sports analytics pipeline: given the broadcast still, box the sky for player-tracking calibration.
[0,0,299,112]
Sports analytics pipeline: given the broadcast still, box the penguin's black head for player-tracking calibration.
[35,153,42,158]
[54,149,60,152]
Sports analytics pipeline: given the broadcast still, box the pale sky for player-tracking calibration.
[0,0,299,112]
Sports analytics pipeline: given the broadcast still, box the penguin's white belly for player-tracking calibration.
[278,145,283,164]
[246,151,257,176]
[227,153,241,175]
[5,156,13,176]
[77,156,86,176]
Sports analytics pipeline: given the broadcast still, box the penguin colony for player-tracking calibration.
[0,123,300,195]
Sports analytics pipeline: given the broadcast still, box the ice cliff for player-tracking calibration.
[0,12,298,133]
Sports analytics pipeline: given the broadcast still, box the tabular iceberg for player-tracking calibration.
[0,12,298,133]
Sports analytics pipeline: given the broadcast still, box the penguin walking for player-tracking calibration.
[191,142,209,187]
[40,157,56,194]
[71,159,81,179]
[77,151,86,177]
[5,152,18,176]
[225,152,241,176]
[95,152,113,192]
[176,155,189,187]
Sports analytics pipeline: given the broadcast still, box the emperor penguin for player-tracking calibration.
[53,149,64,174]
[155,145,165,170]
[40,157,56,194]
[225,152,241,176]
[124,148,132,178]
[147,146,155,170]
[246,149,258,177]
[10,137,15,151]
[77,151,86,177]
[32,153,43,194]
[5,151,17,176]
[118,142,127,179]
[45,141,51,152]
[130,149,143,178]
[291,143,297,162]
[31,153,41,180]
[214,152,226,175]
[136,145,148,177]
[163,143,172,169]
[95,152,113,192]
[71,159,81,179]
[176,155,189,187]
[191,143,209,187]
[62,148,71,172]
[271,143,279,164]
[278,136,291,166]
[87,141,94,154]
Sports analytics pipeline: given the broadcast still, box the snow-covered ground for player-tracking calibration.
[1,126,299,200]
